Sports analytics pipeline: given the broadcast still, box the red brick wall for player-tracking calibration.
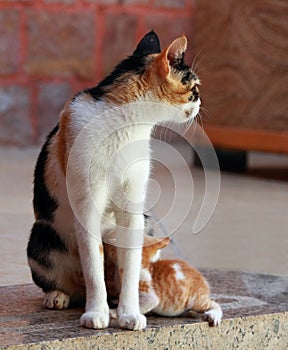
[0,0,195,146]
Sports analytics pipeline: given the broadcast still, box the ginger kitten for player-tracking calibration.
[105,234,222,326]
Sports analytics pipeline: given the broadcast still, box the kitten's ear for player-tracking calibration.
[156,237,170,249]
[156,35,188,78]
[147,237,170,250]
[133,30,161,56]
[143,236,170,249]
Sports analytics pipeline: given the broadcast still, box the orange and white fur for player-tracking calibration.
[26,31,201,331]
[105,234,222,326]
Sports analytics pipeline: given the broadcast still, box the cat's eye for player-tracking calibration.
[189,85,199,102]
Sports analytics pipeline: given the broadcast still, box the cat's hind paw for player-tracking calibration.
[80,311,109,329]
[118,313,147,331]
[43,291,70,310]
[204,306,223,326]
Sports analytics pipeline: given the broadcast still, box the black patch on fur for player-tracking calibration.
[31,270,57,292]
[85,55,147,100]
[83,31,161,101]
[191,85,199,102]
[33,125,58,221]
[27,221,67,269]
[144,214,155,236]
[172,52,198,85]
[133,30,161,57]
[107,296,118,309]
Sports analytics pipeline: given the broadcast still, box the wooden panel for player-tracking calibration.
[195,0,288,132]
[192,125,288,154]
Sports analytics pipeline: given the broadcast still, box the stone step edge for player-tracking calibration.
[3,311,288,350]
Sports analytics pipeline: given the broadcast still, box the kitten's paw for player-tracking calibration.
[43,291,70,310]
[118,313,147,330]
[204,307,223,326]
[80,311,109,329]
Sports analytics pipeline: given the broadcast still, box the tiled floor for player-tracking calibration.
[1,144,288,287]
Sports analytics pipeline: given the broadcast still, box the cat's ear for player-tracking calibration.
[156,237,170,250]
[143,236,170,249]
[156,35,188,78]
[152,237,170,250]
[166,35,187,65]
[133,30,161,56]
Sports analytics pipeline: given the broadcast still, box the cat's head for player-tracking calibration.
[101,31,200,123]
[103,231,170,268]
[142,32,201,122]
[142,236,170,268]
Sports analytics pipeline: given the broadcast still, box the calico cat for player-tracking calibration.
[26,31,201,330]
[105,233,222,326]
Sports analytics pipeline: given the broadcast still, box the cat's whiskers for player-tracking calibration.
[164,125,170,143]
[197,107,210,131]
[161,125,167,143]
[153,124,159,140]
[191,50,202,77]
[191,50,201,69]
[200,106,210,120]
[185,118,197,138]
[165,121,174,144]
[159,125,165,142]
[196,112,204,131]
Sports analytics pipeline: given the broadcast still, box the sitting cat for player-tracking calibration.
[104,233,222,326]
[26,30,201,330]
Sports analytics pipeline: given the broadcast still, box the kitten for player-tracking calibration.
[105,233,222,327]
[26,31,201,330]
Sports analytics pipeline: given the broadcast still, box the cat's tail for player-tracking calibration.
[203,300,223,326]
[190,294,223,326]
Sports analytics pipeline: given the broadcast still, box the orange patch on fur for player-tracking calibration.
[141,236,170,268]
[103,73,149,105]
[151,259,211,315]
[153,75,195,105]
[139,281,149,293]
[57,102,72,176]
[99,244,104,255]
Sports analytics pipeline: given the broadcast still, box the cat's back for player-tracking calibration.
[33,92,101,198]
[32,96,86,230]
[152,259,208,288]
[151,259,210,315]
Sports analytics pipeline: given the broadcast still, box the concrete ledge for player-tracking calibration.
[1,270,287,349]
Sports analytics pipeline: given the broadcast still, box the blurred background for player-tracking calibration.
[0,0,287,286]
[0,0,196,146]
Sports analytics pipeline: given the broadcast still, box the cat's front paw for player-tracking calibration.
[118,313,147,330]
[80,311,109,329]
[43,291,70,309]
